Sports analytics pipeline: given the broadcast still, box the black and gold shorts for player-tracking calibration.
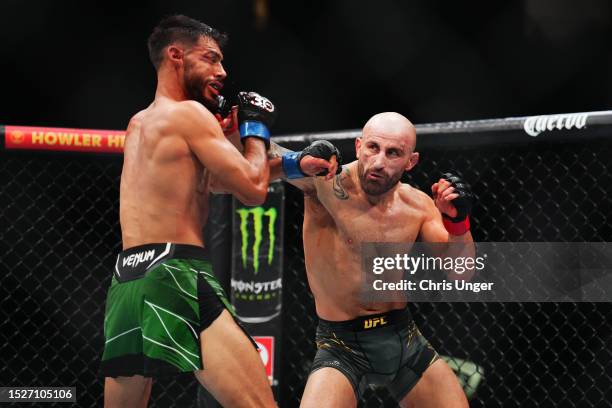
[310,307,439,401]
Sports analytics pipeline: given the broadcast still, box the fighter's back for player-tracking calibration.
[119,99,209,249]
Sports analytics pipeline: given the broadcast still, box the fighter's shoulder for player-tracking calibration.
[399,183,435,211]
[314,161,357,198]
[126,110,145,132]
[134,100,213,136]
[169,100,217,128]
[304,190,334,225]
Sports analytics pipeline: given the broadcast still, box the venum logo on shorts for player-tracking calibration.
[523,113,588,137]
[122,249,156,268]
[236,206,277,274]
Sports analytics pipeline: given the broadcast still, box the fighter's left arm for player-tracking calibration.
[209,140,339,194]
[208,106,242,193]
[419,172,476,280]
[267,141,341,189]
[210,95,338,193]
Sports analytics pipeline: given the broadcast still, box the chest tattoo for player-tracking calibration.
[333,173,349,200]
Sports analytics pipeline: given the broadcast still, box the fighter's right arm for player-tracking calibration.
[176,101,269,206]
[268,141,341,195]
[269,143,315,194]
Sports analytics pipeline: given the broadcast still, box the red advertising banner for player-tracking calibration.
[4,125,125,153]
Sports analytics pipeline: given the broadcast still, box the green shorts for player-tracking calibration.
[100,243,234,377]
[310,307,439,401]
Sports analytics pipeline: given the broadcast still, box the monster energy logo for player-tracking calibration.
[237,207,277,274]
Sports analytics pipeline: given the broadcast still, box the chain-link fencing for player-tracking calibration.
[2,112,612,407]
[280,137,612,408]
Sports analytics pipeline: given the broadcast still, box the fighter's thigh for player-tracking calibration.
[104,375,152,408]
[301,368,357,408]
[194,310,275,408]
[399,359,468,408]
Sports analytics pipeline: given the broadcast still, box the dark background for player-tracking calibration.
[1,0,611,134]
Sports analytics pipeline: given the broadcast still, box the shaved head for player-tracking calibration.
[356,112,419,196]
[362,112,416,151]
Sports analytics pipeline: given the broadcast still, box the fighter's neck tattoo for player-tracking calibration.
[333,170,349,200]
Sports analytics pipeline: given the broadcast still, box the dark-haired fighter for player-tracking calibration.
[99,15,333,408]
[270,112,473,407]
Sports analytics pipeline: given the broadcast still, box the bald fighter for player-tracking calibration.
[100,15,281,407]
[270,112,474,407]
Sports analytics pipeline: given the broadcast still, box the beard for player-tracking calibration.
[184,64,218,111]
[357,161,403,196]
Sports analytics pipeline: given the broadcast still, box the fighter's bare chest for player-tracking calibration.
[328,199,423,243]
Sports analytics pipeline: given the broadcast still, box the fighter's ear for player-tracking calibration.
[167,45,184,66]
[405,152,419,171]
[355,137,362,158]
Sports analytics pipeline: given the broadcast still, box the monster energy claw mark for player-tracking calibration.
[236,207,277,274]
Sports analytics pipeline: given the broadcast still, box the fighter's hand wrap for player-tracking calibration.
[282,140,343,179]
[237,91,276,147]
[440,171,473,235]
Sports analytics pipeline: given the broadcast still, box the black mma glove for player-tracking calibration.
[440,171,473,235]
[215,95,231,118]
[282,140,343,179]
[237,91,276,147]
